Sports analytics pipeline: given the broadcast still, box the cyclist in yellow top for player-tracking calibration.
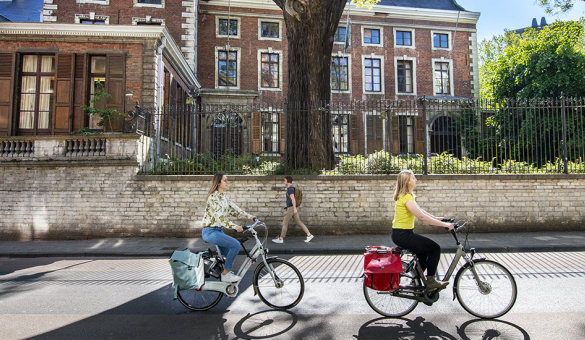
[392,170,454,290]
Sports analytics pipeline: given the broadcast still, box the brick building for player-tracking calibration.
[196,0,480,156]
[0,0,199,137]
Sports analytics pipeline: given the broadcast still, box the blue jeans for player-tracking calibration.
[202,227,241,271]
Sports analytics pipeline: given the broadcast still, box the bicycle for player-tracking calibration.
[364,220,517,319]
[176,219,305,311]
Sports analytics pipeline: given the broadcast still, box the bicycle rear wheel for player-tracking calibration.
[177,289,224,311]
[253,258,304,309]
[454,259,517,319]
[363,261,420,317]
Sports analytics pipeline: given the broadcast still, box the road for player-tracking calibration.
[0,252,584,339]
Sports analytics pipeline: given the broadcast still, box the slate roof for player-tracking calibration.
[0,0,44,23]
[377,0,467,11]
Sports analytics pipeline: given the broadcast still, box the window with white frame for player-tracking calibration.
[334,26,346,43]
[258,49,282,91]
[261,111,280,153]
[395,56,416,95]
[433,59,453,95]
[215,47,241,89]
[432,31,451,50]
[258,20,282,41]
[134,0,164,8]
[77,0,109,4]
[331,113,349,153]
[216,17,240,38]
[393,28,415,48]
[75,13,109,24]
[362,26,383,46]
[363,56,383,93]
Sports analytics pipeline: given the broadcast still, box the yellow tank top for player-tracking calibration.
[392,194,415,229]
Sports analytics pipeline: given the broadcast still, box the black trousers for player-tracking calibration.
[392,228,441,277]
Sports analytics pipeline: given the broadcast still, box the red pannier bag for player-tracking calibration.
[364,246,403,291]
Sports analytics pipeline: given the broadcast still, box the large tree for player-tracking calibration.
[271,0,379,171]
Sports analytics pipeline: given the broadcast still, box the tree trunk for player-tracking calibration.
[274,0,346,171]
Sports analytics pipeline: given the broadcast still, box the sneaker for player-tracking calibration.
[272,238,283,244]
[304,234,314,243]
[221,271,241,283]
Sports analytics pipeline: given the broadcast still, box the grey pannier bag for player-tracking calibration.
[169,249,205,299]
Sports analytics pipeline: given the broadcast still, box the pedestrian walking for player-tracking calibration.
[391,169,454,290]
[272,176,314,244]
[201,172,256,283]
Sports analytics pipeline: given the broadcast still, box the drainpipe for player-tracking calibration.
[154,36,167,167]
[193,0,198,77]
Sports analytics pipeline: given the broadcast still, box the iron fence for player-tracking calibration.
[127,97,585,175]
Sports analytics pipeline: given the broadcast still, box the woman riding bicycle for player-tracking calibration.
[201,172,256,283]
[392,170,454,290]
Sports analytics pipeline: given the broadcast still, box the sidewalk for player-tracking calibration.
[0,231,584,258]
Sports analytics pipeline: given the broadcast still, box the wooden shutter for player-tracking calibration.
[53,53,75,135]
[73,53,88,131]
[106,54,125,132]
[0,53,15,136]
[350,114,359,154]
[252,111,260,153]
[279,112,285,154]
[391,115,400,154]
[415,116,425,154]
[366,115,383,153]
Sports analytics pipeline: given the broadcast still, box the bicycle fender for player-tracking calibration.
[452,258,487,300]
[252,256,280,296]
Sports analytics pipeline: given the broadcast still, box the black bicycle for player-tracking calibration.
[364,220,517,319]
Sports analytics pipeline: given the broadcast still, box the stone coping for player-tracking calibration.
[134,173,585,181]
[0,159,138,167]
[0,133,141,141]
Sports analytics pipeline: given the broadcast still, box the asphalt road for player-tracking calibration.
[0,252,584,340]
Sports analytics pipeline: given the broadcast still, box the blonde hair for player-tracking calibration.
[207,172,225,201]
[393,170,415,202]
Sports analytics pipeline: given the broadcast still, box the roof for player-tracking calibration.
[377,0,466,11]
[0,0,44,23]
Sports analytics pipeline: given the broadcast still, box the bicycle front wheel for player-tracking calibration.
[177,289,224,311]
[454,259,517,319]
[253,258,304,309]
[363,261,420,317]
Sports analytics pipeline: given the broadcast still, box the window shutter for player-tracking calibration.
[106,54,126,132]
[53,53,75,135]
[415,116,425,154]
[350,114,359,154]
[252,111,261,153]
[391,115,400,154]
[279,112,285,154]
[73,53,88,131]
[0,53,15,136]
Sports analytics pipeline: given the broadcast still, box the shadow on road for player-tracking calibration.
[353,316,531,340]
[232,309,298,339]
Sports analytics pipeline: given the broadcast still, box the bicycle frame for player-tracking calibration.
[199,222,274,297]
[390,223,487,303]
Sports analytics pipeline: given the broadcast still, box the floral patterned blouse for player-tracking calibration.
[201,191,252,229]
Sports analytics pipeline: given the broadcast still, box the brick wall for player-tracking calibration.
[1,163,584,240]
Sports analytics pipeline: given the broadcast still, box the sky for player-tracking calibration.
[456,0,585,42]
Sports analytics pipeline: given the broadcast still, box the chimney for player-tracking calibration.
[540,17,548,27]
[531,18,538,28]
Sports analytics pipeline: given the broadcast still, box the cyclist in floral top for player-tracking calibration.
[202,172,256,282]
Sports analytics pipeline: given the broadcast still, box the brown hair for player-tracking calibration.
[207,172,225,201]
[284,175,293,184]
[393,170,414,202]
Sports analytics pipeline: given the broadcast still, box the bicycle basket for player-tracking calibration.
[169,249,205,299]
[364,246,403,291]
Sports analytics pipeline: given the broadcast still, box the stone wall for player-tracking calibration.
[1,142,585,240]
